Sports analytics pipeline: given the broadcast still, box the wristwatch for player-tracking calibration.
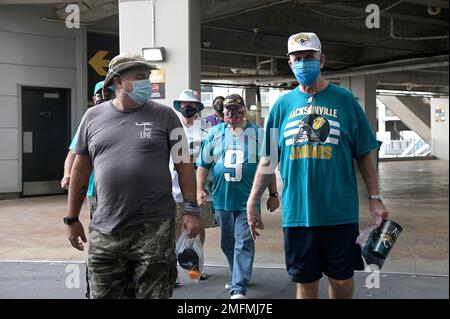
[63,216,79,225]
[181,199,201,216]
[368,194,383,201]
[269,192,279,198]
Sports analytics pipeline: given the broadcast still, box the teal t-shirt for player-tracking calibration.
[197,122,262,212]
[69,126,95,197]
[262,83,378,227]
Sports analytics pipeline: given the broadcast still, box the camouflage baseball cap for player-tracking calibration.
[223,94,246,109]
[104,52,159,88]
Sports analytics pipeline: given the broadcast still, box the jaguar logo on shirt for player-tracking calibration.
[284,111,340,161]
[284,113,340,147]
[136,122,153,139]
[291,114,330,145]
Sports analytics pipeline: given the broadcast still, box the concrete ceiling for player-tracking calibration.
[1,0,448,93]
[199,0,449,93]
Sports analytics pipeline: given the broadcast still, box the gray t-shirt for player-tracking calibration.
[75,100,186,235]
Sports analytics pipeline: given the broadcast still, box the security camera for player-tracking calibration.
[427,6,441,16]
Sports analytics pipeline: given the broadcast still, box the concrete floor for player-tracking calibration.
[0,262,447,299]
[0,160,448,298]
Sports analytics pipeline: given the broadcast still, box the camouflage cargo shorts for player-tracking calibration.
[87,218,177,299]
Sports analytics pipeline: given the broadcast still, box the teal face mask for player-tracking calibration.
[123,79,152,105]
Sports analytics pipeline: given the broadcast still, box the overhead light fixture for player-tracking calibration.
[142,47,166,62]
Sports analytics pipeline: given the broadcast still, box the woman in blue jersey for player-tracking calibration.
[196,94,279,299]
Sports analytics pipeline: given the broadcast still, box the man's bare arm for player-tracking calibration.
[66,154,92,251]
[357,151,378,195]
[247,157,276,239]
[174,162,197,202]
[266,173,280,213]
[61,151,76,189]
[357,151,389,226]
[196,166,209,206]
[174,162,201,238]
[248,157,275,207]
[267,174,277,194]
[67,155,92,218]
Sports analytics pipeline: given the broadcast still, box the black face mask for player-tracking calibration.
[94,98,105,105]
[180,106,199,118]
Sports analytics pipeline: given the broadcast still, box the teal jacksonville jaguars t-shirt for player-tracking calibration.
[197,122,262,212]
[69,126,96,197]
[262,83,378,227]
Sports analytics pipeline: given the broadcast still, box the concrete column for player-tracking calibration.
[244,87,261,125]
[75,26,87,135]
[338,77,351,91]
[118,0,201,106]
[430,98,449,160]
[339,75,379,166]
[377,100,387,158]
[244,88,257,107]
[349,75,377,133]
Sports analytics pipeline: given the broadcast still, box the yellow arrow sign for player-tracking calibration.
[88,50,110,76]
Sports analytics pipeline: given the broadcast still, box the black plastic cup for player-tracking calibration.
[371,220,403,260]
[177,247,200,271]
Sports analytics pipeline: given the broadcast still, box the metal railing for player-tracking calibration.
[381,138,431,158]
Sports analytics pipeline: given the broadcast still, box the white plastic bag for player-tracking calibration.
[356,225,378,248]
[357,225,385,269]
[175,230,204,283]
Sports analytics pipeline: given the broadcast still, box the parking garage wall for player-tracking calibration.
[0,6,82,193]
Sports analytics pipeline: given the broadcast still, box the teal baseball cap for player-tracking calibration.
[93,80,115,95]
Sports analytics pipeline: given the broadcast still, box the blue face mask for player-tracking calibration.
[123,79,152,105]
[291,59,321,86]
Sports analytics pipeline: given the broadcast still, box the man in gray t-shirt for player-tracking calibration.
[64,52,201,299]
[76,99,184,234]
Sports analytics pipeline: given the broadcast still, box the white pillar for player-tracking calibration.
[75,26,87,135]
[430,98,449,160]
[338,75,377,132]
[244,87,262,125]
[118,0,201,106]
[244,88,257,107]
[340,75,379,166]
[377,101,387,158]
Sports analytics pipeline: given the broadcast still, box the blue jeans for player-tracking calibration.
[214,210,255,295]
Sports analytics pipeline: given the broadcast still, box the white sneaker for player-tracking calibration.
[224,281,232,290]
[230,293,246,299]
